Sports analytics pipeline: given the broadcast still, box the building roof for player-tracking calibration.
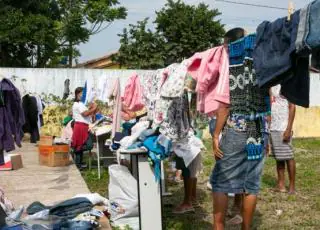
[75,51,119,68]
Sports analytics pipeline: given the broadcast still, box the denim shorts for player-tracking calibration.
[210,128,265,195]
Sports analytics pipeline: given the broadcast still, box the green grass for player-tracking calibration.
[82,138,320,229]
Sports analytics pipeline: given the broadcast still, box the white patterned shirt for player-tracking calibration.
[270,85,289,132]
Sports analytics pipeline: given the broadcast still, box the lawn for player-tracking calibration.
[82,138,320,230]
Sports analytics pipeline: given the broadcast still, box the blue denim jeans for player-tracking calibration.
[306,0,320,49]
[210,128,265,195]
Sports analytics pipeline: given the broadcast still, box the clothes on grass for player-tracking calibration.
[0,79,25,153]
[270,85,289,132]
[123,73,144,112]
[187,46,230,116]
[27,198,93,220]
[109,78,121,138]
[253,11,310,108]
[210,128,265,195]
[72,102,91,125]
[270,131,294,161]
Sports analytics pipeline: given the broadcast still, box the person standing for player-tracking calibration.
[71,87,97,169]
[269,85,296,194]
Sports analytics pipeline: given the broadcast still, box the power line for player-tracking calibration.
[214,0,287,10]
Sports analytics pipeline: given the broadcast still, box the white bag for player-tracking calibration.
[108,164,139,221]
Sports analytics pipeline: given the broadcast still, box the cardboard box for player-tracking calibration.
[38,145,70,167]
[10,154,23,170]
[38,136,53,146]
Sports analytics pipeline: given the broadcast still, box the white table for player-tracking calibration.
[120,148,163,230]
[94,127,115,179]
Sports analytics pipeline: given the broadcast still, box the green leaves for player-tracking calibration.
[117,0,225,69]
[0,0,127,67]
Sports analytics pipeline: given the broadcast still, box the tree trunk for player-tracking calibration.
[69,41,73,68]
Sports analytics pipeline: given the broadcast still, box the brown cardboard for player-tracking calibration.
[9,154,23,170]
[38,145,70,167]
[38,136,53,146]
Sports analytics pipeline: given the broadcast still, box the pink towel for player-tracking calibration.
[123,73,145,112]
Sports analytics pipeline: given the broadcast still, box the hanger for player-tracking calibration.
[287,1,294,21]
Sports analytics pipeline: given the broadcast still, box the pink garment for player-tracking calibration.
[187,46,230,115]
[61,121,73,142]
[109,78,121,138]
[122,73,144,112]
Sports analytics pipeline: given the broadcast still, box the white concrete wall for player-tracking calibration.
[0,68,152,101]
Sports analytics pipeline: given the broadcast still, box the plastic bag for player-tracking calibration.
[108,165,138,221]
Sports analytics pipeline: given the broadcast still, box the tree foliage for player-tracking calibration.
[0,0,127,67]
[116,0,225,69]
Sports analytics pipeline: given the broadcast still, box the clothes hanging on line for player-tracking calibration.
[22,94,40,143]
[296,0,320,55]
[253,10,310,108]
[122,73,144,112]
[187,46,230,116]
[0,79,25,154]
[109,78,121,138]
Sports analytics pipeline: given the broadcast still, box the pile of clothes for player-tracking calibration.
[1,192,111,230]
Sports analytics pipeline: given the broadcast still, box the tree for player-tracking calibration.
[117,0,225,69]
[116,19,166,69]
[0,0,127,67]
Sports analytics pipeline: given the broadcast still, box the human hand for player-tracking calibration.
[213,136,223,160]
[283,129,292,142]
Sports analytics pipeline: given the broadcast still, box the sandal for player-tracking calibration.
[172,205,195,214]
[227,214,243,225]
[272,188,287,193]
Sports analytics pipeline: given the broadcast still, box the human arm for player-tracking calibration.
[283,102,296,142]
[81,102,97,117]
[212,106,230,159]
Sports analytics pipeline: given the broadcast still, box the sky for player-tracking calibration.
[77,0,313,63]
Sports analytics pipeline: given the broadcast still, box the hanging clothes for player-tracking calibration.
[122,73,144,112]
[296,0,320,54]
[0,79,25,153]
[228,35,270,160]
[35,95,44,130]
[187,45,230,116]
[253,11,310,108]
[22,94,40,143]
[108,78,121,138]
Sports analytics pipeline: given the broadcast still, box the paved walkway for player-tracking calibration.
[0,143,90,207]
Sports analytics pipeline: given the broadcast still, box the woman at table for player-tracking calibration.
[71,87,97,169]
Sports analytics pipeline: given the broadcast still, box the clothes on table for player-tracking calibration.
[120,121,150,149]
[253,11,310,108]
[187,46,230,116]
[0,79,25,154]
[122,73,144,112]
